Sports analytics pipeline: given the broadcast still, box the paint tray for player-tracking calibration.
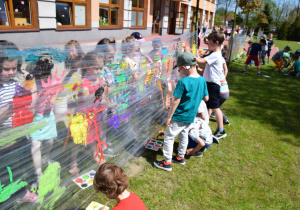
[145,139,163,151]
[73,170,96,189]
[86,201,110,210]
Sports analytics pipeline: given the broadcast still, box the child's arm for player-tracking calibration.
[196,57,207,64]
[197,112,206,120]
[223,62,228,78]
[186,137,205,155]
[0,104,12,123]
[165,96,181,126]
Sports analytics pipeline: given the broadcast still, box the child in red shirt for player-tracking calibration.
[93,162,147,210]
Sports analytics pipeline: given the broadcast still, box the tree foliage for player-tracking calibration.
[257,13,268,24]
[277,21,289,40]
[238,0,263,14]
[236,13,244,25]
[287,15,300,41]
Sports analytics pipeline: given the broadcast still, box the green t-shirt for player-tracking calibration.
[293,60,300,72]
[172,76,208,124]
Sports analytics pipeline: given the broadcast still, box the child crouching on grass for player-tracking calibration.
[93,162,147,210]
[287,54,300,77]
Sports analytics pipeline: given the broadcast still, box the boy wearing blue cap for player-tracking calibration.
[154,52,208,171]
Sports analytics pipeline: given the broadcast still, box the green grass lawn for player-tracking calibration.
[272,38,300,51]
[68,55,300,209]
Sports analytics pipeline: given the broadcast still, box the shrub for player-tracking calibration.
[287,15,300,41]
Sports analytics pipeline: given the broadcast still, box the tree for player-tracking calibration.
[238,0,263,14]
[262,3,273,34]
[277,20,289,40]
[217,0,234,25]
[236,13,244,25]
[287,15,300,41]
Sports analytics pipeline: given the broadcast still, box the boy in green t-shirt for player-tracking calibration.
[154,52,209,171]
[288,54,300,77]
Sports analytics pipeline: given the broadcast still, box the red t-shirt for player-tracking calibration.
[113,191,147,210]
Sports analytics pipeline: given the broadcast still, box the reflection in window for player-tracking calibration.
[132,0,137,7]
[0,0,9,25]
[131,10,136,26]
[99,0,109,3]
[111,0,118,4]
[99,7,109,25]
[75,4,86,25]
[138,11,143,26]
[56,2,72,25]
[13,0,32,26]
[111,8,118,25]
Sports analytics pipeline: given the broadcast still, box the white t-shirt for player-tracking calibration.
[188,117,213,145]
[197,100,209,124]
[203,51,223,86]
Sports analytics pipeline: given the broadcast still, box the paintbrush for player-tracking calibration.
[100,201,108,210]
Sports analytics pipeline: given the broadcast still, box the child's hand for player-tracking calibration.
[165,118,171,127]
[156,130,165,139]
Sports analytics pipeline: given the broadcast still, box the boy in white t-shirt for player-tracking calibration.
[196,31,227,139]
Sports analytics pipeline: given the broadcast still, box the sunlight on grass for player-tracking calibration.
[70,55,300,210]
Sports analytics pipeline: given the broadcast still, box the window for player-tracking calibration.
[99,0,122,27]
[56,0,90,29]
[131,0,146,27]
[0,0,38,30]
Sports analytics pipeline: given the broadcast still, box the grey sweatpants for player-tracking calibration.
[163,120,191,162]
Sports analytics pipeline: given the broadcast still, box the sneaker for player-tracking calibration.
[210,113,215,118]
[224,119,230,125]
[212,137,219,144]
[103,148,119,157]
[154,160,172,171]
[172,154,186,165]
[16,190,38,203]
[268,60,270,63]
[257,72,261,76]
[200,147,207,152]
[190,151,203,157]
[241,70,246,73]
[214,129,227,139]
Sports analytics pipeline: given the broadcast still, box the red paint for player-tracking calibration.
[75,178,83,183]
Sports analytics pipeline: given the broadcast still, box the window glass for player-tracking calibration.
[13,0,32,26]
[138,11,143,26]
[111,8,118,25]
[132,0,137,7]
[0,0,9,26]
[131,10,136,26]
[99,0,109,3]
[154,0,159,7]
[99,7,109,25]
[139,0,144,8]
[75,4,85,25]
[111,0,118,4]
[56,2,72,25]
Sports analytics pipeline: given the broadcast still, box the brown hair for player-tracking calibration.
[65,40,84,69]
[207,31,225,46]
[81,51,103,77]
[93,162,129,199]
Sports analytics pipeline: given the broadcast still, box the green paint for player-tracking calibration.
[139,84,144,92]
[7,167,13,183]
[119,104,128,111]
[0,167,28,203]
[35,163,66,210]
[124,91,131,97]
[161,77,165,80]
[82,175,89,179]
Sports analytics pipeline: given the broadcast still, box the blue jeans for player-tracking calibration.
[261,51,267,65]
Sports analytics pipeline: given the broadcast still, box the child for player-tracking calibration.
[154,52,208,171]
[148,37,163,62]
[29,54,59,188]
[186,117,216,157]
[93,162,147,210]
[242,39,266,75]
[288,54,300,77]
[196,31,227,139]
[244,40,254,66]
[260,34,268,65]
[222,45,228,60]
[271,46,292,72]
[267,34,275,63]
[0,41,38,205]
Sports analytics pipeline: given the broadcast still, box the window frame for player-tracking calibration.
[131,0,147,28]
[56,0,91,31]
[0,0,39,32]
[99,0,123,29]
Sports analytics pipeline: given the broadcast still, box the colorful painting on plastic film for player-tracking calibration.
[0,31,197,209]
[229,34,247,61]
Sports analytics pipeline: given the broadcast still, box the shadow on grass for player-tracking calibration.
[227,59,300,146]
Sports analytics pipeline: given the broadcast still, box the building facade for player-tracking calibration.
[0,0,216,46]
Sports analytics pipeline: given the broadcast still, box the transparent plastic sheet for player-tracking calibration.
[228,34,247,61]
[0,31,197,209]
